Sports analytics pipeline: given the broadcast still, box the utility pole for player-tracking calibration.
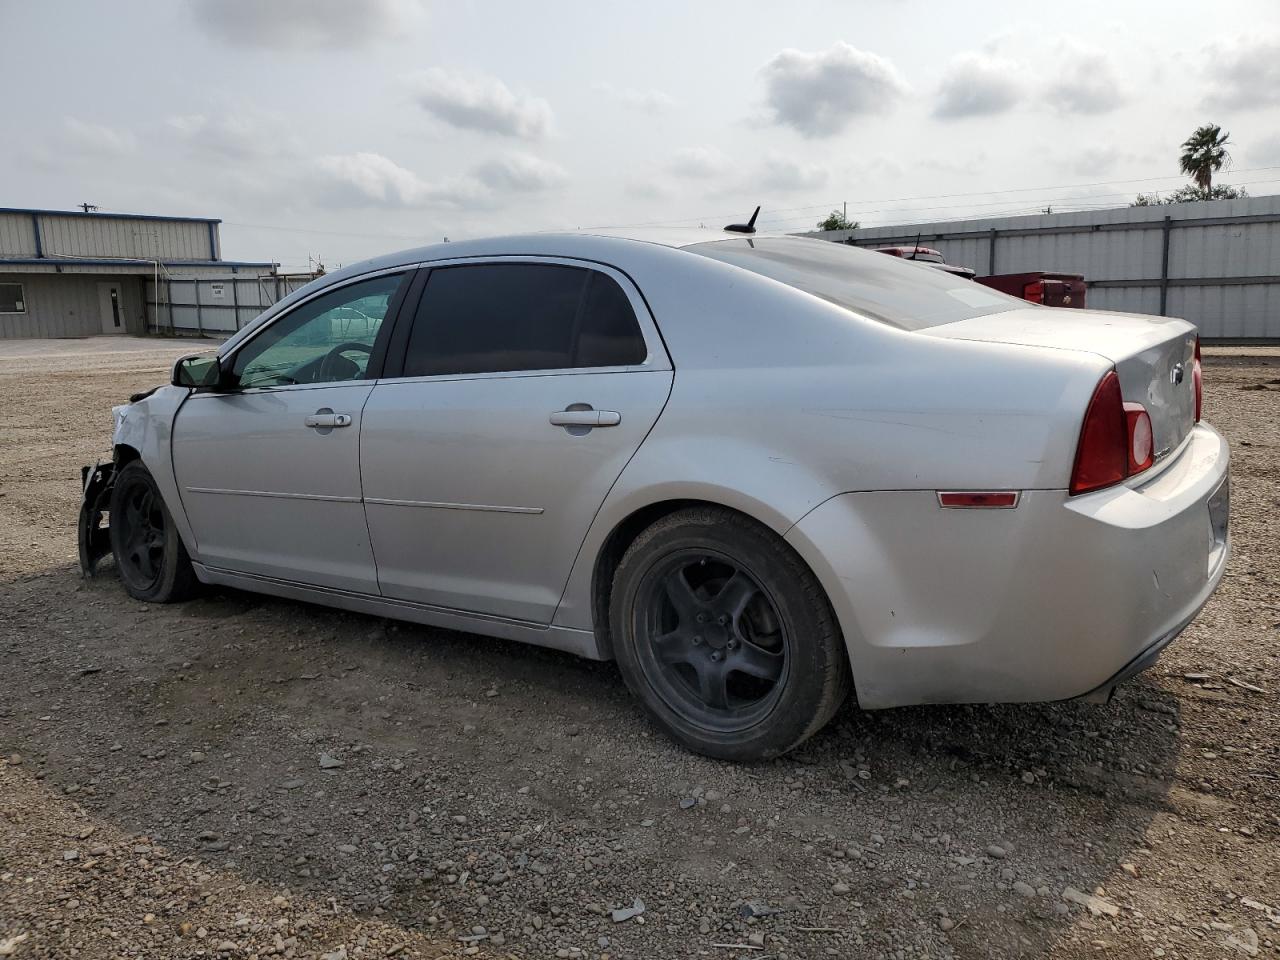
[843,201,847,220]
[79,202,99,213]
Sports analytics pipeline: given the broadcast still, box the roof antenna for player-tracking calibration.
[908,231,923,260]
[724,205,760,234]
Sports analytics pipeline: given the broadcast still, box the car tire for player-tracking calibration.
[610,506,851,761]
[108,460,199,603]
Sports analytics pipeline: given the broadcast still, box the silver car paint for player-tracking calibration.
[171,381,379,593]
[362,367,673,623]
[356,256,672,624]
[111,384,200,554]
[787,424,1229,708]
[112,230,1229,708]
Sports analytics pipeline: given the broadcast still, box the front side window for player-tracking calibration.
[0,283,25,314]
[231,273,404,388]
[687,237,1022,331]
[401,263,647,378]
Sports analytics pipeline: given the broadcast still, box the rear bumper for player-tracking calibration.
[786,423,1230,709]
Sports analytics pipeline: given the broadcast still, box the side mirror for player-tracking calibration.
[172,354,224,389]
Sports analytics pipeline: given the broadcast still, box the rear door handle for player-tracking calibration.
[305,412,352,428]
[549,409,621,427]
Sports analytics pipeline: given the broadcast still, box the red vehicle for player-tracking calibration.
[873,245,976,280]
[976,271,1086,309]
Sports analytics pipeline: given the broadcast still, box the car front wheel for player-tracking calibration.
[108,460,198,603]
[610,506,851,761]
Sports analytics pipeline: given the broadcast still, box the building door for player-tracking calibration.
[97,282,126,335]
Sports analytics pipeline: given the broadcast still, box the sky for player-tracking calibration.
[4,0,1280,270]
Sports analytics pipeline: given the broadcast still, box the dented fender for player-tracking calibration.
[78,385,198,575]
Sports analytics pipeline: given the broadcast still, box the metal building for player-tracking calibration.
[811,194,1280,340]
[0,207,278,339]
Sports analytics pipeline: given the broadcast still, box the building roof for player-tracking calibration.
[0,206,221,224]
[0,257,275,269]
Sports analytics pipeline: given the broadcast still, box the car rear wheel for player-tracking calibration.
[109,460,198,603]
[610,506,851,761]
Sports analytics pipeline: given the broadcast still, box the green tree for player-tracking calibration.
[817,210,858,231]
[1132,184,1249,206]
[1179,123,1231,197]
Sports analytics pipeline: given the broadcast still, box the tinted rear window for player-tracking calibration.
[402,263,647,377]
[687,237,1022,330]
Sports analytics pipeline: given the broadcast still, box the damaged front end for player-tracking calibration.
[78,460,116,576]
[79,365,198,578]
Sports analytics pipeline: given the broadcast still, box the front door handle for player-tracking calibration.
[305,412,352,429]
[550,408,621,427]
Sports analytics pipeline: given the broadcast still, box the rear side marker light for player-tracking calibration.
[938,491,1020,509]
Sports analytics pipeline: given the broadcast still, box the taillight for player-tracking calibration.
[1070,371,1157,495]
[1070,371,1127,494]
[1193,336,1203,422]
[1023,280,1045,304]
[1124,403,1154,473]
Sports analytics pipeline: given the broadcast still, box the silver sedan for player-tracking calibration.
[79,228,1230,760]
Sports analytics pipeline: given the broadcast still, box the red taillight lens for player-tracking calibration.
[1071,370,1158,495]
[1070,370,1128,495]
[1193,336,1203,422]
[1124,402,1154,474]
[938,491,1020,508]
[1023,280,1044,303]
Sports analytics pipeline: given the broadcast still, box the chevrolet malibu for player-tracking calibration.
[79,228,1230,761]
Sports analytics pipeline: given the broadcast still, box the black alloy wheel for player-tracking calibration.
[635,552,789,732]
[116,472,167,590]
[108,460,199,603]
[611,506,851,761]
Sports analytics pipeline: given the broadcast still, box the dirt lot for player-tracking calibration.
[1,338,1277,960]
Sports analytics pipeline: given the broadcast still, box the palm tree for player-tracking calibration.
[1179,124,1231,198]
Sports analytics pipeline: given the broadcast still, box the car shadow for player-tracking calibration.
[2,565,1182,958]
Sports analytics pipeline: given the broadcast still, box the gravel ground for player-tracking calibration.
[1,339,1277,960]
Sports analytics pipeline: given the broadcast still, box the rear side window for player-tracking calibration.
[687,237,1021,330]
[401,262,646,377]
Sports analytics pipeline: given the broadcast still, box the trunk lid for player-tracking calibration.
[927,307,1198,460]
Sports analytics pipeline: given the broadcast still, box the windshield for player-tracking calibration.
[687,237,1023,331]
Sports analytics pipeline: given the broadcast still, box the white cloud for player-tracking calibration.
[594,83,675,113]
[407,69,553,139]
[473,153,568,192]
[625,179,672,201]
[62,118,136,156]
[1045,43,1124,115]
[756,154,828,192]
[1247,132,1280,167]
[668,146,730,179]
[933,52,1024,119]
[1202,34,1280,110]
[165,113,275,160]
[314,152,483,209]
[760,42,909,138]
[1066,145,1126,176]
[189,0,423,50]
